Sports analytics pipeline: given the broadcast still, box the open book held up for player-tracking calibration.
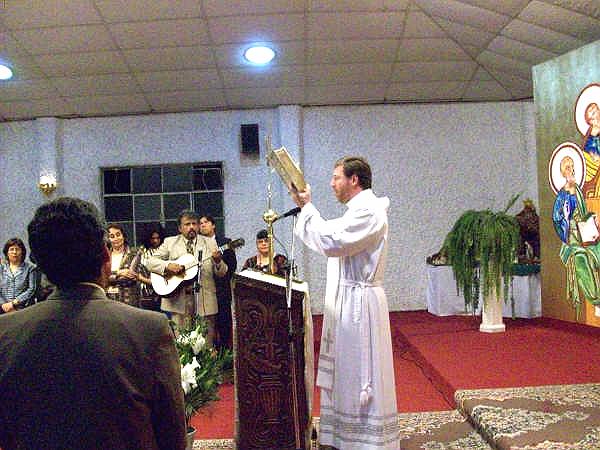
[267,147,307,192]
[577,214,600,246]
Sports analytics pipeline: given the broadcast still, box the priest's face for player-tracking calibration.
[331,164,354,203]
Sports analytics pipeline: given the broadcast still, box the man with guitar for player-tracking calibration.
[146,210,227,346]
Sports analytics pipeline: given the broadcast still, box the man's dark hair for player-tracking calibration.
[256,229,268,240]
[3,237,27,260]
[27,197,107,287]
[200,214,215,225]
[335,156,372,190]
[177,209,199,226]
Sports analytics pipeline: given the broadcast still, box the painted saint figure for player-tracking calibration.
[553,155,600,309]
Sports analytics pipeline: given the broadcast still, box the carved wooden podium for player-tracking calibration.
[233,270,314,450]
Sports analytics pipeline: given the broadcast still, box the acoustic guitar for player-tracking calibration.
[150,238,244,296]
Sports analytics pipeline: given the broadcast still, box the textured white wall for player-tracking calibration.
[299,101,538,311]
[0,101,537,312]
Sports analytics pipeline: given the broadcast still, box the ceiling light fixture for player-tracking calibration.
[0,64,13,80]
[244,45,275,65]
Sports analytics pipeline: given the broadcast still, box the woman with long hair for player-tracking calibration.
[106,224,141,306]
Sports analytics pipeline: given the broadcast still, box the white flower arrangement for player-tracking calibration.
[174,317,231,427]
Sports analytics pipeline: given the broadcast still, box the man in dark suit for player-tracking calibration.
[0,197,186,450]
[199,214,237,350]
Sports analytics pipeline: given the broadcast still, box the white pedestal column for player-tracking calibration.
[479,287,506,333]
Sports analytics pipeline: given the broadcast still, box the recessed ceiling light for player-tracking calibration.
[244,45,275,65]
[0,64,13,80]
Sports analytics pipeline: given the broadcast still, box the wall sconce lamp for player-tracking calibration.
[39,172,57,196]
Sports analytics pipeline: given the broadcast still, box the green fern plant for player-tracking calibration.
[443,195,520,312]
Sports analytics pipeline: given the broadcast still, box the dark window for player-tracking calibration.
[102,162,224,246]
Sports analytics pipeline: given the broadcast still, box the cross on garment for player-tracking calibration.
[322,328,333,353]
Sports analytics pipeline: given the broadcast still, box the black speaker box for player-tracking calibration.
[241,123,259,154]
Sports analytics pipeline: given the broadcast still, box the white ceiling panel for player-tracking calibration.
[305,63,393,85]
[472,67,494,81]
[203,0,304,16]
[453,0,531,16]
[0,79,58,101]
[0,0,599,121]
[403,11,448,38]
[307,39,397,64]
[207,14,305,45]
[519,1,600,41]
[50,74,141,97]
[134,69,222,92]
[501,19,586,54]
[415,0,512,32]
[462,79,511,100]
[226,86,305,108]
[396,38,471,62]
[0,98,76,120]
[306,83,387,104]
[109,19,210,49]
[386,81,467,102]
[433,18,495,50]
[13,25,116,55]
[221,65,304,89]
[390,61,478,82]
[34,51,130,77]
[68,93,151,116]
[307,12,405,40]
[146,90,227,112]
[0,0,102,29]
[123,46,216,72]
[549,0,600,19]
[477,50,534,80]
[95,0,201,22]
[309,0,410,12]
[487,35,558,65]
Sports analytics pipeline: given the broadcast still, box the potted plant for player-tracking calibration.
[442,195,520,332]
[175,317,233,448]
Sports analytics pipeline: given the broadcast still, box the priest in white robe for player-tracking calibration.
[290,156,400,450]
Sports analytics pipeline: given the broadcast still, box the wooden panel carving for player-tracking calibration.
[233,274,309,450]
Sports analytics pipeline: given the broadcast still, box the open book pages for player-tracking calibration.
[577,214,600,245]
[267,147,307,192]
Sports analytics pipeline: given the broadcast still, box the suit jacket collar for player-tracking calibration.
[47,283,108,302]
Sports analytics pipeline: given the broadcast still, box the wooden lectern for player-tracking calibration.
[233,270,314,450]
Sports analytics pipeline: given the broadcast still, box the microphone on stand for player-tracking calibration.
[273,207,301,223]
[194,250,203,292]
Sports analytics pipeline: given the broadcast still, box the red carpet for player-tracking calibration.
[191,310,600,439]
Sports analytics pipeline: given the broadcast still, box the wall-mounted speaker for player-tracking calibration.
[241,123,259,154]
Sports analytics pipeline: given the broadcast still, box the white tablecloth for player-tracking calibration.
[426,264,541,318]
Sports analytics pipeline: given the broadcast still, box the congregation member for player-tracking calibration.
[199,214,237,349]
[106,223,141,306]
[0,197,186,450]
[242,229,288,277]
[146,210,227,346]
[138,225,165,311]
[290,156,400,449]
[0,237,38,313]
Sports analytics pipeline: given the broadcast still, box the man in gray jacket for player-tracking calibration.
[0,197,186,450]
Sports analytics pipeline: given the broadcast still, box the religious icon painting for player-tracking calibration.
[548,142,585,196]
[549,141,600,310]
[574,83,600,199]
